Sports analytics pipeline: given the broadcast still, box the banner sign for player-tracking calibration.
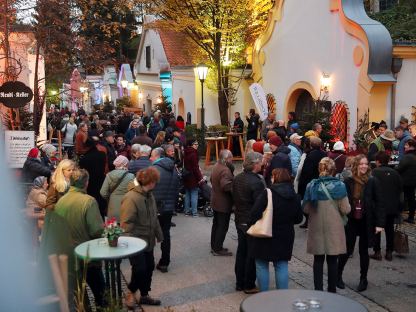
[249,83,268,121]
[4,131,35,168]
[0,81,34,108]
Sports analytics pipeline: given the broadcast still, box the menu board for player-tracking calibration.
[4,131,35,168]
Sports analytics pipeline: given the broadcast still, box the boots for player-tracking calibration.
[357,277,368,292]
[370,251,382,261]
[337,275,345,289]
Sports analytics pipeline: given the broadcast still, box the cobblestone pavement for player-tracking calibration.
[119,160,416,312]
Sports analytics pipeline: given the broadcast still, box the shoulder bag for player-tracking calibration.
[247,188,273,238]
[320,182,348,226]
[109,171,129,195]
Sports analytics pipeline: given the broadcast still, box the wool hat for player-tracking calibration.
[33,176,47,188]
[333,141,345,152]
[269,135,282,147]
[380,129,395,141]
[290,122,299,130]
[113,155,129,169]
[104,130,114,138]
[263,143,272,154]
[28,148,39,158]
[252,141,264,154]
[41,144,57,157]
[304,130,318,138]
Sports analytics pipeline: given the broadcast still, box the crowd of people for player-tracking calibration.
[20,106,416,310]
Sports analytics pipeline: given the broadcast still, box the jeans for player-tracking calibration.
[235,225,256,289]
[313,255,338,293]
[255,259,288,291]
[128,250,155,296]
[211,211,231,252]
[185,187,199,216]
[338,218,369,279]
[158,213,172,266]
[403,185,416,219]
[374,214,396,252]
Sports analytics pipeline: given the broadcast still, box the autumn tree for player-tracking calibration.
[140,0,273,124]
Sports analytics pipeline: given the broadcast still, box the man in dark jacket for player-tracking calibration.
[232,112,244,157]
[246,109,260,141]
[131,125,153,146]
[265,136,292,185]
[151,148,180,273]
[232,152,265,293]
[298,136,327,228]
[371,151,402,261]
[101,131,117,171]
[128,144,152,174]
[22,148,52,183]
[210,149,234,256]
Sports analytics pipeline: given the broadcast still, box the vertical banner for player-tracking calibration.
[4,131,35,168]
[249,83,268,121]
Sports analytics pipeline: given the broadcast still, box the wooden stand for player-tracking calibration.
[226,132,246,161]
[205,137,227,167]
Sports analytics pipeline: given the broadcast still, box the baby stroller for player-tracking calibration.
[176,179,213,217]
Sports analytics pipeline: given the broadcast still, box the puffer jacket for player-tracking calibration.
[22,157,51,183]
[152,157,180,214]
[120,183,163,251]
[128,156,152,175]
[232,170,265,227]
[265,145,292,185]
[100,169,135,221]
[288,143,302,176]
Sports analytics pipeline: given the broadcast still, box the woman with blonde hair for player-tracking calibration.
[245,139,256,155]
[337,154,384,292]
[152,131,166,148]
[45,159,76,210]
[303,157,350,293]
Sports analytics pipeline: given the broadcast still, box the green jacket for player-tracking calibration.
[120,182,163,251]
[55,186,103,248]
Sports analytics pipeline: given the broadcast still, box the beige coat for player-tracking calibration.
[304,197,351,255]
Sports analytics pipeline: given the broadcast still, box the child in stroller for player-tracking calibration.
[176,177,213,217]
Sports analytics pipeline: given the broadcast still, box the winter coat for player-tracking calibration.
[152,158,180,214]
[45,183,69,210]
[128,157,152,175]
[288,143,302,177]
[232,170,266,227]
[265,145,292,185]
[294,153,307,193]
[183,147,203,189]
[75,131,89,155]
[54,187,103,248]
[22,157,51,183]
[396,150,416,186]
[344,176,385,247]
[100,169,135,221]
[246,114,260,140]
[372,165,402,216]
[101,141,117,171]
[125,127,139,145]
[120,183,163,252]
[61,122,77,145]
[148,120,162,141]
[248,183,303,261]
[298,149,327,198]
[327,151,347,174]
[398,131,413,161]
[233,117,244,133]
[304,189,350,256]
[210,162,234,213]
[115,144,131,159]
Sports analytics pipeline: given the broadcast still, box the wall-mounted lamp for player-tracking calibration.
[320,73,331,94]
[157,97,162,104]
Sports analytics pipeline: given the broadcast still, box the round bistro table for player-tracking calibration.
[75,236,147,305]
[240,289,367,312]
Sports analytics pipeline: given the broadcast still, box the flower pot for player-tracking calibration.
[108,237,119,247]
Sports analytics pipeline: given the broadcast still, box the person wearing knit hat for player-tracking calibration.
[268,136,282,151]
[28,148,40,159]
[252,141,265,154]
[100,156,135,222]
[113,155,129,169]
[41,144,57,158]
[41,144,58,171]
[328,141,347,174]
[22,149,51,183]
[267,130,277,140]
[304,130,318,138]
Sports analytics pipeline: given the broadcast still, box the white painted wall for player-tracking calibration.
[260,0,362,144]
[171,68,195,121]
[395,58,416,124]
[136,28,167,75]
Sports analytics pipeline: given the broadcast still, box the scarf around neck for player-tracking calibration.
[303,176,347,207]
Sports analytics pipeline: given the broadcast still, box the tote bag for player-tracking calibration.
[247,188,273,238]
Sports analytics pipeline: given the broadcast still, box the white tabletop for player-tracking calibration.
[74,236,147,260]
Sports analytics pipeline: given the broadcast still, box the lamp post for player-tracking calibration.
[196,63,208,134]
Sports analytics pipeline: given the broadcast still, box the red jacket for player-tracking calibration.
[183,146,202,189]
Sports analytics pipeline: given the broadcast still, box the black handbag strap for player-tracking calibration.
[109,171,129,194]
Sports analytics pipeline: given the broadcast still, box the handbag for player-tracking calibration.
[247,188,273,238]
[320,182,348,226]
[394,224,409,254]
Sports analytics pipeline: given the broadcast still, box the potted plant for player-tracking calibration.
[102,217,124,247]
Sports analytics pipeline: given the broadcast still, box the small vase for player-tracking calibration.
[108,237,119,247]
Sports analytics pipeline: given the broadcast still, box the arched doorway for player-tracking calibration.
[295,90,315,121]
[178,97,185,117]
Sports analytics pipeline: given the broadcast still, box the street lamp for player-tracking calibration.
[196,63,208,133]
